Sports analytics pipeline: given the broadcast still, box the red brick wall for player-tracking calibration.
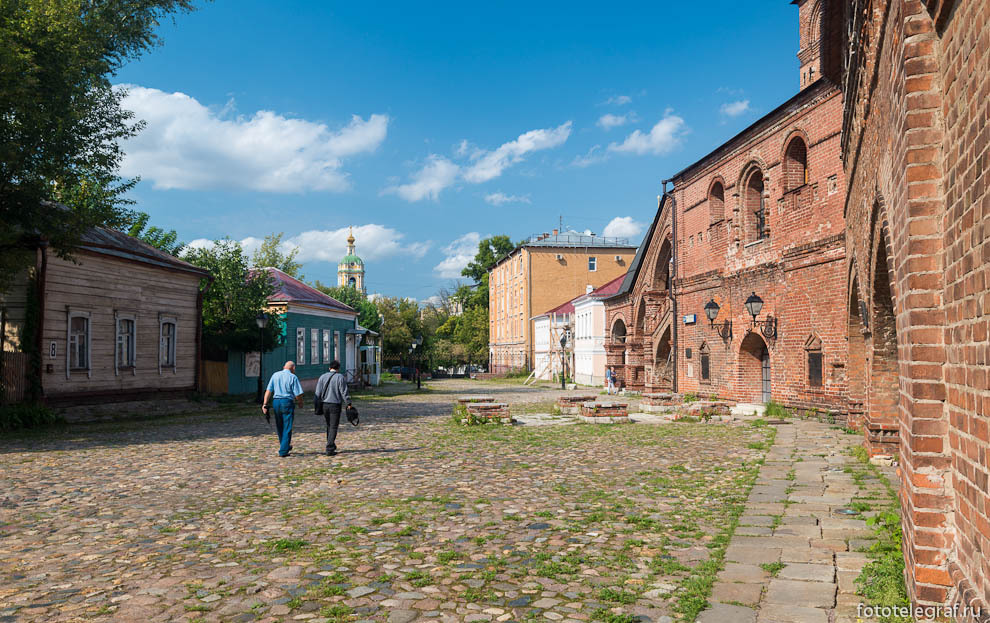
[671,86,847,413]
[837,0,989,614]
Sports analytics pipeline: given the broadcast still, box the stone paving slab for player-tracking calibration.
[695,420,899,623]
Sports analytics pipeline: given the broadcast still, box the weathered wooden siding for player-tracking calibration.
[40,251,201,397]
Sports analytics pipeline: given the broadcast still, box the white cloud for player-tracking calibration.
[720,99,751,117]
[597,113,636,130]
[463,122,572,183]
[384,155,460,201]
[571,145,608,168]
[117,84,388,192]
[602,216,644,239]
[484,192,531,206]
[608,113,687,156]
[434,232,481,279]
[187,225,430,264]
[388,122,572,202]
[604,95,632,106]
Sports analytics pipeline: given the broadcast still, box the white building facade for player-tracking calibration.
[572,275,624,387]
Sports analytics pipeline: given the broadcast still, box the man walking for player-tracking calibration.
[314,360,353,456]
[262,361,303,457]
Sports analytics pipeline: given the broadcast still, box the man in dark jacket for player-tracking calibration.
[314,360,352,456]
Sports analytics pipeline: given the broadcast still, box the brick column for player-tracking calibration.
[891,2,954,608]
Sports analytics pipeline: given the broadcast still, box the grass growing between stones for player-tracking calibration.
[849,446,911,623]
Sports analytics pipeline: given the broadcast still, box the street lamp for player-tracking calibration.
[703,298,732,340]
[559,332,567,390]
[744,292,777,340]
[412,335,423,389]
[255,312,269,404]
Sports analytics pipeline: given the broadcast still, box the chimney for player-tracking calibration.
[552,229,558,236]
[586,284,594,294]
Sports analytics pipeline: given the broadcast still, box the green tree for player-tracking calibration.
[183,239,282,355]
[251,232,302,278]
[312,281,382,333]
[126,211,184,256]
[375,296,423,360]
[0,0,198,291]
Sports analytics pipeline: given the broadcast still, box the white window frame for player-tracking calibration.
[322,330,330,362]
[588,256,597,271]
[311,328,320,364]
[115,311,137,376]
[334,331,341,363]
[296,327,306,365]
[66,308,92,379]
[159,314,177,374]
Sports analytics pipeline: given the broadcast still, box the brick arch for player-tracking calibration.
[846,262,868,430]
[707,176,727,223]
[609,315,628,343]
[651,238,672,290]
[738,331,771,404]
[633,298,647,336]
[737,162,769,243]
[781,129,811,191]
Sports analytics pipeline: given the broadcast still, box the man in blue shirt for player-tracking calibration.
[262,361,304,457]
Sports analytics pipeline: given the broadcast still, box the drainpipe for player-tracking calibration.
[662,180,677,394]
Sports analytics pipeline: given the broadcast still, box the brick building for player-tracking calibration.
[823,0,990,616]
[489,230,635,374]
[605,0,849,415]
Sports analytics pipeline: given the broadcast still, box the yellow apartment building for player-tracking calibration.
[489,229,637,373]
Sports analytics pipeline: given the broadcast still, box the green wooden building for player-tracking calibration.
[228,268,363,394]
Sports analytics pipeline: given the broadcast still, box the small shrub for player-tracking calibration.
[0,403,63,431]
[764,401,790,418]
[683,392,699,403]
[760,561,786,577]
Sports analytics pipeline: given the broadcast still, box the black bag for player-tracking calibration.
[345,405,359,426]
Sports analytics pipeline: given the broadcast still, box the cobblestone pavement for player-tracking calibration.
[697,420,897,623]
[0,380,775,623]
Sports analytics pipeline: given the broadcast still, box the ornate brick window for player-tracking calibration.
[744,168,768,242]
[805,334,823,387]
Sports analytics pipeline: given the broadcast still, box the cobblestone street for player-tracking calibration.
[0,380,775,623]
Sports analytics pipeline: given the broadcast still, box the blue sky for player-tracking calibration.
[115,1,801,301]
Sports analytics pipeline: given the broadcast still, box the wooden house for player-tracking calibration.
[0,227,209,405]
[226,268,364,394]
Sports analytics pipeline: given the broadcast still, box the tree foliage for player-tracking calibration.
[312,281,381,333]
[127,211,184,256]
[375,296,423,360]
[0,0,198,289]
[183,239,282,355]
[251,232,302,278]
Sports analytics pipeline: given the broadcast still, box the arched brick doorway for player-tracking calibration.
[847,274,868,430]
[739,332,771,403]
[653,325,672,391]
[867,239,899,455]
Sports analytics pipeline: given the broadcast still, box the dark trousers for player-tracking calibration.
[323,402,342,454]
[272,398,294,457]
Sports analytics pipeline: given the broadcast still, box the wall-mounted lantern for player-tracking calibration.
[703,299,732,340]
[744,292,777,340]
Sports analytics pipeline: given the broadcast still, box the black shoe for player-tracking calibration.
[326,450,337,456]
